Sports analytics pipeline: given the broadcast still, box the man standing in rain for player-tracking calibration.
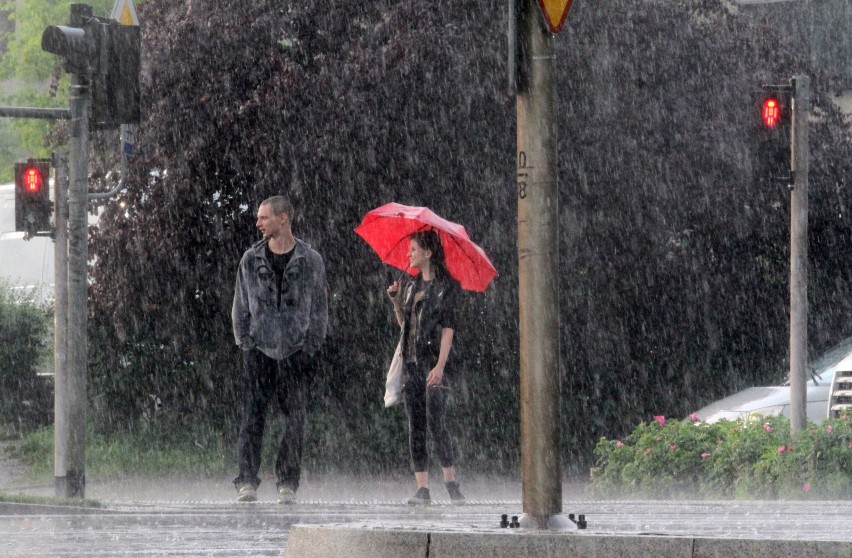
[231,195,328,503]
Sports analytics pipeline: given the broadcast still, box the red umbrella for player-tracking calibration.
[354,202,498,292]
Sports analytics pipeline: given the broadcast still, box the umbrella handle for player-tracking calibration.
[396,263,411,283]
[387,264,411,294]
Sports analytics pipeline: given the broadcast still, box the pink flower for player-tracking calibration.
[847,441,852,449]
[763,423,773,433]
[669,444,677,451]
[653,415,666,427]
[826,424,834,433]
[778,445,787,453]
[616,441,624,447]
[689,413,700,422]
[802,483,811,492]
[701,452,711,459]
[643,448,652,456]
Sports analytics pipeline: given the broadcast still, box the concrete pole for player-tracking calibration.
[515,0,570,530]
[52,152,69,498]
[789,75,809,435]
[66,72,89,498]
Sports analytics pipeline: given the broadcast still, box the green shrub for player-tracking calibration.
[0,283,53,436]
[758,418,852,499]
[589,414,852,499]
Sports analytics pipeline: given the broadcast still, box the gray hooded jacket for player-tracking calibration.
[232,237,328,360]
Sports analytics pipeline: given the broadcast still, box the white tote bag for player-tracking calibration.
[384,341,404,408]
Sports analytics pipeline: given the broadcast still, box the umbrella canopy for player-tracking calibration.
[354,202,498,292]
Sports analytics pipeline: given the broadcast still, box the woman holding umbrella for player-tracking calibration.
[386,230,466,506]
[356,202,496,504]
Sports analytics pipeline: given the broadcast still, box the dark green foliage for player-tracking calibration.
[0,284,52,435]
[85,0,852,478]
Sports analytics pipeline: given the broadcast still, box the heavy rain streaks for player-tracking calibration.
[0,0,850,533]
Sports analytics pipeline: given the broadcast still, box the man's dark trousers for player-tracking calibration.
[235,347,312,492]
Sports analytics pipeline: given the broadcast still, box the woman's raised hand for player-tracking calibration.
[387,280,401,303]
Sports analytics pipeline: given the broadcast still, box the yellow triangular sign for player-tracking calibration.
[537,0,573,34]
[111,0,139,26]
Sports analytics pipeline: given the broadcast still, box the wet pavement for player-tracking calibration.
[2,475,852,557]
[0,474,523,557]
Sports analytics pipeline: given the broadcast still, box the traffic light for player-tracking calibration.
[756,86,792,183]
[40,25,89,74]
[41,5,140,127]
[761,96,782,128]
[87,20,141,127]
[14,159,52,235]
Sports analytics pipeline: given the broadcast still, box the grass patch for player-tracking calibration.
[0,491,102,508]
[10,424,235,482]
[10,418,326,485]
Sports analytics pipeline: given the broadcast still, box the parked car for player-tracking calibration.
[693,337,852,424]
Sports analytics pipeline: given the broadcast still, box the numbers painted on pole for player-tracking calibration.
[517,151,529,199]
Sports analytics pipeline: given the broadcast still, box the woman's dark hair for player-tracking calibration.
[409,230,451,281]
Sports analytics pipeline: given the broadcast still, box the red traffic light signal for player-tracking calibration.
[20,166,45,193]
[14,159,52,234]
[761,96,781,128]
[756,83,793,183]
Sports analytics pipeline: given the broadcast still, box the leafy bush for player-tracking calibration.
[0,283,52,436]
[589,414,852,499]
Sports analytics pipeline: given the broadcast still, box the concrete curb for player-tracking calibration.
[284,525,852,558]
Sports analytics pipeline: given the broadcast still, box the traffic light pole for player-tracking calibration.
[35,1,140,498]
[53,153,69,497]
[65,73,89,498]
[789,75,809,435]
[515,0,571,530]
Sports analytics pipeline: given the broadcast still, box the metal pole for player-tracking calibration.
[515,0,570,530]
[53,152,69,498]
[789,75,809,435]
[507,0,517,94]
[0,107,71,119]
[66,73,88,498]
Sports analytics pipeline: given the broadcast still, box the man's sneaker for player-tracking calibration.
[277,486,296,505]
[445,481,466,505]
[407,486,431,506]
[236,484,257,503]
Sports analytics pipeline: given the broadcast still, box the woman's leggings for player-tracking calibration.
[403,361,455,472]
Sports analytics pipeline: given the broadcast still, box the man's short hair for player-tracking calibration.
[261,195,294,220]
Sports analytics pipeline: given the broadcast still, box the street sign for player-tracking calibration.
[111,0,139,26]
[536,0,573,34]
